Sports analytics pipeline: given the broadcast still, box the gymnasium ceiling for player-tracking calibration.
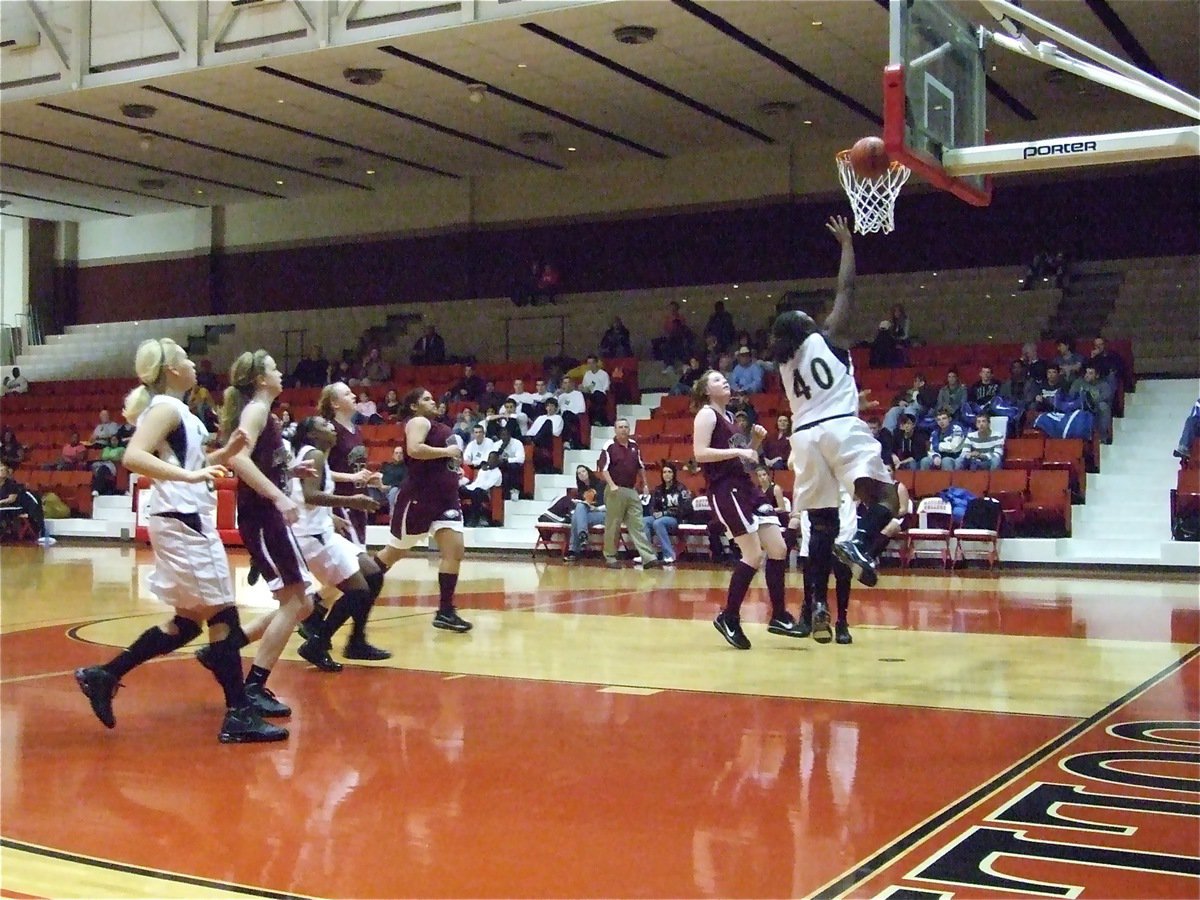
[1,0,1197,222]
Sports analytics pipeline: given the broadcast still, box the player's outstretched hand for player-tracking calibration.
[858,389,880,412]
[826,215,853,245]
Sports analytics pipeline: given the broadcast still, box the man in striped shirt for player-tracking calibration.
[959,412,1005,471]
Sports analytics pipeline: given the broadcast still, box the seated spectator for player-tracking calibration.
[729,410,754,453]
[527,398,563,451]
[434,400,452,426]
[966,366,1001,415]
[54,431,90,470]
[89,410,121,448]
[556,376,587,449]
[1054,336,1084,386]
[960,412,1005,470]
[651,301,693,374]
[492,425,526,499]
[1,428,25,468]
[328,356,356,387]
[359,347,390,386]
[383,388,402,421]
[729,346,766,395]
[752,464,789,515]
[670,355,705,397]
[462,424,495,469]
[451,409,480,446]
[379,445,407,515]
[920,409,966,470]
[529,378,554,417]
[728,392,759,426]
[599,316,634,359]
[0,463,53,545]
[760,415,790,470]
[1,366,29,395]
[1021,342,1048,384]
[935,370,966,419]
[701,334,722,371]
[478,381,507,417]
[410,325,446,366]
[1069,364,1115,443]
[278,408,298,444]
[703,300,737,354]
[565,465,606,561]
[580,356,611,428]
[91,434,126,496]
[1175,398,1200,460]
[448,364,486,404]
[195,358,219,392]
[1031,364,1068,413]
[642,463,693,565]
[1000,360,1036,411]
[868,320,903,368]
[1088,336,1125,389]
[868,419,895,468]
[883,372,938,433]
[485,399,528,441]
[889,303,912,346]
[353,388,384,425]
[187,385,219,433]
[292,345,329,388]
[459,452,503,527]
[892,414,928,470]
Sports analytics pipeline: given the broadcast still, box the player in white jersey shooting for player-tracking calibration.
[770,216,899,608]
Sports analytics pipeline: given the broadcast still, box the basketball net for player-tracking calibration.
[835,151,911,235]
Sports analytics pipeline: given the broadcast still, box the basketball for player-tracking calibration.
[848,136,889,179]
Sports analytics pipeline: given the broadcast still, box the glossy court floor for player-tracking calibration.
[1,542,1197,899]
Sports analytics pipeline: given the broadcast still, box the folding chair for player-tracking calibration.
[955,497,1003,569]
[903,497,954,569]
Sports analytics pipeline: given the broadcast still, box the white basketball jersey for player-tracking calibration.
[138,394,216,515]
[291,445,334,537]
[780,332,859,428]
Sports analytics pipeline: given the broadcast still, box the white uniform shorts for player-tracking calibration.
[797,492,858,557]
[147,513,233,611]
[296,530,362,588]
[790,415,892,511]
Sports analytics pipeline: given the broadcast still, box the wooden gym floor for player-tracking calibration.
[1,543,1197,899]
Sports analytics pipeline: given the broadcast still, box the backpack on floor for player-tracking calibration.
[42,492,71,519]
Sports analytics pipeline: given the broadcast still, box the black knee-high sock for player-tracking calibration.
[724,561,757,619]
[833,558,852,622]
[855,503,895,548]
[246,664,271,688]
[207,638,248,708]
[800,558,814,616]
[807,529,835,608]
[438,572,458,613]
[322,590,368,643]
[301,594,327,633]
[371,554,392,576]
[764,557,787,619]
[105,619,200,679]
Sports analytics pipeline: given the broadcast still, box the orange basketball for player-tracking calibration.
[848,136,889,179]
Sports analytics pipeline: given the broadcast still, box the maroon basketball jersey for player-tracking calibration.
[699,407,751,491]
[237,404,290,512]
[405,419,462,507]
[330,420,366,498]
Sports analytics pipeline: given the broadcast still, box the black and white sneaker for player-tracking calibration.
[835,621,853,645]
[713,611,751,650]
[834,540,879,588]
[245,683,291,718]
[298,637,344,672]
[432,609,473,633]
[811,602,833,644]
[75,666,121,729]
[766,612,807,638]
[343,640,392,660]
[219,705,288,743]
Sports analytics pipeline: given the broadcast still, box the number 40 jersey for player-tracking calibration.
[780,332,860,429]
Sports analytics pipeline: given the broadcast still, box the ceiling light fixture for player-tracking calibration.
[343,67,383,86]
[137,177,169,190]
[467,83,487,103]
[757,101,796,117]
[365,169,376,175]
[138,132,154,150]
[612,25,656,45]
[313,156,345,169]
[120,103,157,119]
[275,179,284,185]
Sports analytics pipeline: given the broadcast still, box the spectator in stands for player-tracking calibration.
[188,385,219,433]
[451,409,480,446]
[433,400,452,426]
[960,412,1005,470]
[478,381,506,417]
[703,301,737,353]
[580,356,611,428]
[328,355,356,387]
[883,372,937,433]
[382,388,402,421]
[277,408,297,444]
[195,358,219,393]
[380,445,407,515]
[651,301,692,374]
[868,320,903,368]
[0,463,52,545]
[55,431,90,471]
[91,434,125,496]
[527,398,563,473]
[1031,364,1068,412]
[565,465,606,561]
[889,303,911,346]
[1054,336,1084,386]
[1,367,29,395]
[642,463,692,566]
[729,346,766,395]
[89,410,121,448]
[410,325,446,366]
[448,364,485,404]
[485,398,527,441]
[935,370,966,419]
[1000,359,1036,411]
[1174,398,1200,460]
[892,414,928,470]
[492,425,525,499]
[1088,336,1125,390]
[359,347,390,386]
[1069,364,1115,444]
[1021,342,1048,384]
[700,333,722,371]
[599,316,633,359]
[867,419,894,469]
[555,376,586,450]
[760,415,790,470]
[1,428,25,468]
[353,388,384,425]
[670,355,705,396]
[728,392,759,426]
[967,366,1001,414]
[462,424,494,469]
[729,410,755,453]
[459,451,502,527]
[753,464,790,516]
[920,409,966,470]
[292,346,329,388]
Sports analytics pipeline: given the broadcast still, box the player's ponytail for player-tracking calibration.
[123,338,186,422]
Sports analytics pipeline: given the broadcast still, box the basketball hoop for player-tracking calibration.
[835,151,911,235]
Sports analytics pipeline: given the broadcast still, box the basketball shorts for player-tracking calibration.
[147,512,233,611]
[238,508,314,593]
[790,416,892,511]
[710,482,778,539]
[296,530,362,588]
[388,496,464,551]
